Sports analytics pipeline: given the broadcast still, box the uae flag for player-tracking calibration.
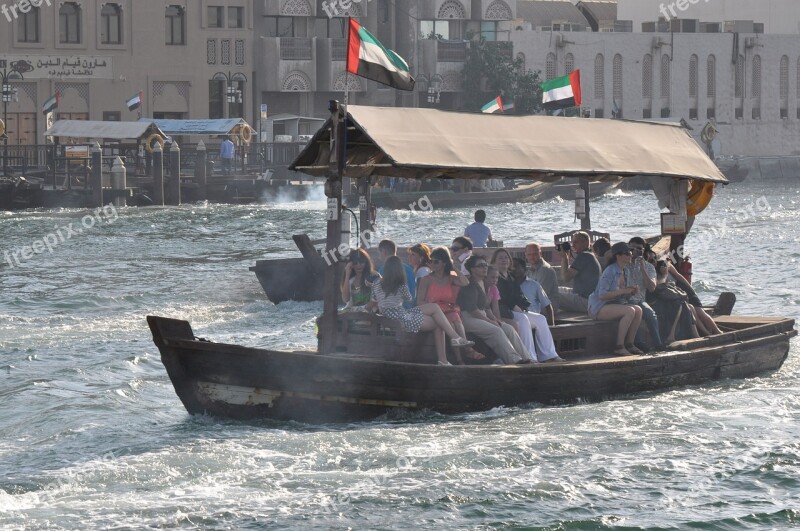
[481,96,504,114]
[542,70,582,110]
[42,92,60,115]
[126,91,143,111]
[347,18,415,91]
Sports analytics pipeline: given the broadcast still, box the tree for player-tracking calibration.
[461,37,544,115]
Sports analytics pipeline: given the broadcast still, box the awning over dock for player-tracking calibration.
[45,120,165,141]
[139,118,250,136]
[290,105,727,184]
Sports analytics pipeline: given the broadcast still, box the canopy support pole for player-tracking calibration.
[319,100,346,355]
[580,178,592,231]
[358,177,373,247]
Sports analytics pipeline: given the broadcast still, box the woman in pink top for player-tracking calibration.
[417,247,484,362]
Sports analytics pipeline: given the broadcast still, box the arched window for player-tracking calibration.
[546,52,556,80]
[613,54,623,117]
[707,55,716,98]
[437,0,466,19]
[17,5,40,43]
[660,54,670,100]
[642,54,652,98]
[689,55,698,98]
[485,0,512,20]
[59,2,81,44]
[565,53,574,75]
[594,54,604,99]
[101,4,122,45]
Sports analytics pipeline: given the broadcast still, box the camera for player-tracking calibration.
[556,242,571,253]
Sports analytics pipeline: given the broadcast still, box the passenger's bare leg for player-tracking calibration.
[696,306,722,334]
[596,304,635,354]
[625,305,643,346]
[418,303,460,339]
[666,306,681,344]
[433,328,447,364]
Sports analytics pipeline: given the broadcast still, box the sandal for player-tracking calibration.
[450,337,475,348]
[464,348,486,361]
[613,345,630,356]
[625,344,644,355]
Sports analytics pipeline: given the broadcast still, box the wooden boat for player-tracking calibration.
[150,104,795,423]
[344,180,552,209]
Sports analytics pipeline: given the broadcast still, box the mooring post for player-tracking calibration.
[90,141,103,208]
[111,156,127,207]
[195,140,207,201]
[152,142,164,206]
[319,100,346,355]
[167,141,181,205]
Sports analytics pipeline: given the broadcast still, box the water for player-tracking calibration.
[1,180,798,529]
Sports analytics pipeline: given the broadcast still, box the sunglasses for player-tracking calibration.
[450,246,463,252]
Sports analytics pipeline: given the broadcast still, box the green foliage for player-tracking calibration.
[461,37,543,115]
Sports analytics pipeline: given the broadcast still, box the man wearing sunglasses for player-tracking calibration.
[625,237,665,352]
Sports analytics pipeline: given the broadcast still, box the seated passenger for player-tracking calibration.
[485,266,509,327]
[625,237,665,352]
[450,236,474,275]
[417,247,484,363]
[407,243,433,283]
[341,248,380,311]
[372,256,473,366]
[667,261,723,336]
[377,239,416,305]
[559,231,601,313]
[512,257,555,326]
[464,209,493,248]
[525,242,560,314]
[492,249,562,362]
[592,237,612,263]
[456,255,532,364]
[647,260,701,343]
[588,242,644,356]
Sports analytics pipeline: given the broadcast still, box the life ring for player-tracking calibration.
[238,125,252,144]
[686,179,714,217]
[144,134,165,154]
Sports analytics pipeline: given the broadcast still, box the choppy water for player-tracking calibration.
[1,179,798,529]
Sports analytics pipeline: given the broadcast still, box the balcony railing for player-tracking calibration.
[437,41,467,62]
[280,38,313,60]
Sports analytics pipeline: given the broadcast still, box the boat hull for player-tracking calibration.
[148,316,795,423]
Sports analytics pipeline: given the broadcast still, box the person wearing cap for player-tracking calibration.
[588,242,644,356]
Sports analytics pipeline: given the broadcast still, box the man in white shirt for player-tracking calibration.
[464,209,493,248]
[450,236,473,275]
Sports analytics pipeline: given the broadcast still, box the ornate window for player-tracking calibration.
[565,53,574,75]
[282,71,311,91]
[221,39,231,65]
[485,0,512,21]
[735,54,744,98]
[101,4,122,45]
[166,6,185,45]
[689,55,698,98]
[59,2,81,44]
[780,55,789,100]
[207,39,216,64]
[707,55,716,98]
[594,54,604,99]
[17,6,40,43]
[437,0,466,19]
[281,0,311,16]
[235,40,245,65]
[333,72,362,92]
[546,53,556,81]
[660,54,670,100]
[642,54,652,98]
[752,55,761,98]
[613,54,622,101]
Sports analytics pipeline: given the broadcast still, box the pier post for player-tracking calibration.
[152,143,164,206]
[167,141,181,205]
[195,140,207,201]
[90,142,103,208]
[319,100,346,355]
[110,156,127,207]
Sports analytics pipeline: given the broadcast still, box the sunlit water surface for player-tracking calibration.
[1,179,798,529]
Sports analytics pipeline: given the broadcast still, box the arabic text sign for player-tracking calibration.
[0,55,113,80]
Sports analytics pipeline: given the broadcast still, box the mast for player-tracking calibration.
[319,100,346,354]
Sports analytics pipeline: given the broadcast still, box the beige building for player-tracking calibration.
[0,0,255,145]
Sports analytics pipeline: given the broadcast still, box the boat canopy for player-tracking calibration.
[289,105,727,184]
[45,120,165,141]
[138,117,250,136]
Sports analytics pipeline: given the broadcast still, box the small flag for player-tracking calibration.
[126,90,143,111]
[347,17,415,91]
[42,92,59,115]
[542,70,582,110]
[481,96,504,114]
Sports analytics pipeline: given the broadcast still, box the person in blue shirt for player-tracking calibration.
[464,209,493,248]
[220,136,236,176]
[512,257,554,325]
[588,242,643,356]
[377,239,416,306]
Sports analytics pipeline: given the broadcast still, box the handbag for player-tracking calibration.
[654,282,687,301]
